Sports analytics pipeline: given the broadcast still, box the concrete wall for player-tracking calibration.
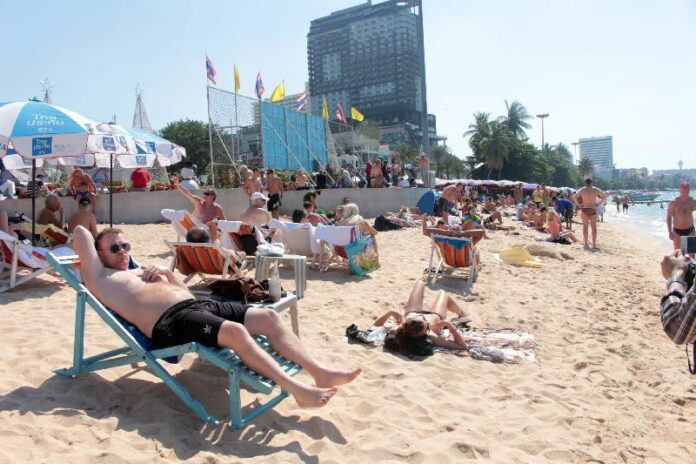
[2,187,429,224]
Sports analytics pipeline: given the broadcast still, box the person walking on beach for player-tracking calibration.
[622,195,630,214]
[71,225,361,409]
[572,178,607,250]
[666,181,696,250]
[514,183,524,204]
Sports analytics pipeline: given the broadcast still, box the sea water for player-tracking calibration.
[603,192,678,249]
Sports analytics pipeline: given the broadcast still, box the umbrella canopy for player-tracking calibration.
[0,100,128,159]
[108,124,185,167]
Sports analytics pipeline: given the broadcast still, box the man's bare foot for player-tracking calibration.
[292,385,338,409]
[315,367,362,388]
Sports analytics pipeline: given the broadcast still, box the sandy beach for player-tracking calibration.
[1,217,695,463]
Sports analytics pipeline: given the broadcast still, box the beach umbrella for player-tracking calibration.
[0,100,129,243]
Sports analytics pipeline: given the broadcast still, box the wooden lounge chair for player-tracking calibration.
[165,240,246,283]
[161,209,202,241]
[424,234,478,288]
[46,252,302,429]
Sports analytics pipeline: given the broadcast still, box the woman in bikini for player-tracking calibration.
[68,168,98,213]
[371,280,471,356]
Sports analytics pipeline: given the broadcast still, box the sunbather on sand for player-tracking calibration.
[371,280,472,356]
[546,209,578,243]
[71,225,360,408]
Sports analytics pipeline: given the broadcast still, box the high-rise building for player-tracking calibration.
[307,0,444,150]
[579,136,613,180]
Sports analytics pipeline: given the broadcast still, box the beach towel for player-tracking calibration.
[499,247,544,268]
[314,224,357,246]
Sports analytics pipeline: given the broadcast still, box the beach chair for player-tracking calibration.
[21,222,71,246]
[218,220,266,256]
[269,219,320,269]
[161,209,202,241]
[314,225,359,272]
[424,234,478,288]
[46,252,302,429]
[0,229,53,292]
[166,240,246,283]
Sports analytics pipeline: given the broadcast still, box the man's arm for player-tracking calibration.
[215,204,226,220]
[666,202,675,238]
[88,215,99,239]
[140,265,188,289]
[177,183,200,205]
[72,225,104,285]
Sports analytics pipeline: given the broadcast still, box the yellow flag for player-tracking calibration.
[270,81,285,102]
[350,106,365,122]
[322,97,329,120]
[234,64,241,93]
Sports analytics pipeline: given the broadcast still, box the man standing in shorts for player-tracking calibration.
[572,178,607,250]
[266,169,283,220]
[667,181,696,250]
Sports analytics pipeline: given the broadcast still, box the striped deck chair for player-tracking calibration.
[218,220,266,256]
[21,222,71,246]
[425,234,478,288]
[46,252,302,429]
[0,229,51,292]
[161,209,202,241]
[166,241,245,283]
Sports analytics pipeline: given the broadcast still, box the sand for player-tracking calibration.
[1,216,695,463]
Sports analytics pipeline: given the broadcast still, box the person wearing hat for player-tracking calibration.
[176,184,225,242]
[68,196,98,239]
[667,181,696,250]
[240,191,271,229]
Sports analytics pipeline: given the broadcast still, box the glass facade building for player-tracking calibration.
[307,0,441,149]
[579,136,614,180]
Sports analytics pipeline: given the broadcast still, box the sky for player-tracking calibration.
[1,0,694,171]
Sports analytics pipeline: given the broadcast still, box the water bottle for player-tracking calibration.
[268,262,281,302]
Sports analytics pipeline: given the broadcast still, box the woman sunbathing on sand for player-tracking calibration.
[546,209,578,243]
[371,281,472,357]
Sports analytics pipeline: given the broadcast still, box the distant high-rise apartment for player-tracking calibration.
[307,0,443,150]
[579,136,613,180]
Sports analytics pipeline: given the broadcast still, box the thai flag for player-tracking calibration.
[255,72,265,99]
[296,91,306,111]
[206,55,217,85]
[335,102,348,124]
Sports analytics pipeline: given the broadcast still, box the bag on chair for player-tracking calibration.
[344,235,379,276]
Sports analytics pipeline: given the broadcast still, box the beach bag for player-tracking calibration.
[208,277,269,304]
[345,235,379,276]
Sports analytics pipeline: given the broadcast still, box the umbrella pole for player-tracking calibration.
[31,159,36,246]
[110,153,113,228]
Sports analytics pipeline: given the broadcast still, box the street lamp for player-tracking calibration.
[536,113,549,154]
[572,142,579,165]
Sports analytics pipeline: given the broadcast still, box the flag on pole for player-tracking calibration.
[336,103,348,124]
[234,64,241,93]
[206,55,217,85]
[297,91,307,111]
[322,97,329,120]
[254,72,265,99]
[350,106,365,122]
[270,81,285,102]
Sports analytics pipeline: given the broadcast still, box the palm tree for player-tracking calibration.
[439,153,467,179]
[578,158,594,179]
[463,112,491,156]
[554,143,573,164]
[480,121,510,179]
[430,145,449,177]
[499,100,532,140]
[397,144,418,165]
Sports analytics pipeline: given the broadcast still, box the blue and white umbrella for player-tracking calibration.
[0,100,129,160]
[108,124,185,167]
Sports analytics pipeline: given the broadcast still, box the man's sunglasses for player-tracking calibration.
[108,242,131,254]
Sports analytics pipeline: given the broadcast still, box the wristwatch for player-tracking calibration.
[666,277,687,289]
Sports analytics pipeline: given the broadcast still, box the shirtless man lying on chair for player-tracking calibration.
[72,225,361,408]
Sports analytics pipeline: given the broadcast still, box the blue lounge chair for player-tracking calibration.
[47,252,302,429]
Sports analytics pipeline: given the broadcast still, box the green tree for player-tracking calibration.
[439,153,467,179]
[578,158,594,179]
[499,100,532,140]
[480,121,510,178]
[159,119,210,174]
[430,145,450,177]
[397,143,419,165]
[463,112,491,157]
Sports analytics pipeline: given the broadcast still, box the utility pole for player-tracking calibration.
[536,113,549,154]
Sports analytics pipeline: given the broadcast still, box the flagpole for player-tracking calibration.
[258,96,264,168]
[206,85,215,188]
